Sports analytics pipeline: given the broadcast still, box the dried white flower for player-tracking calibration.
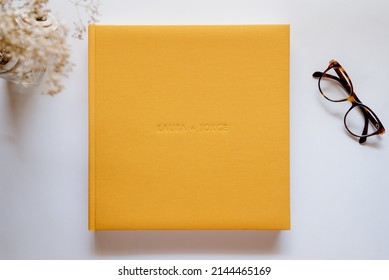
[0,0,100,95]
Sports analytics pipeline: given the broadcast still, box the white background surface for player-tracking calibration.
[1,0,389,259]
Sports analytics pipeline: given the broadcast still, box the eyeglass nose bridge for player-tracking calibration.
[346,95,356,103]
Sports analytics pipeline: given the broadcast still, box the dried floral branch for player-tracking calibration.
[0,2,71,95]
[0,0,100,95]
[68,0,101,39]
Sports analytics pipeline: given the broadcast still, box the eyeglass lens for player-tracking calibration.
[345,105,380,137]
[319,67,351,102]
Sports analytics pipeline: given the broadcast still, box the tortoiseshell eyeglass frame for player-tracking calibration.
[313,60,385,144]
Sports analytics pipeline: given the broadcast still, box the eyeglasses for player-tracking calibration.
[313,60,385,144]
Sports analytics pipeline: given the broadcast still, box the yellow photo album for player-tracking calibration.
[88,24,290,230]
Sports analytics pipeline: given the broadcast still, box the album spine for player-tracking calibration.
[88,24,96,231]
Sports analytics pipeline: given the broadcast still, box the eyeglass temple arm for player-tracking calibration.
[313,71,371,143]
